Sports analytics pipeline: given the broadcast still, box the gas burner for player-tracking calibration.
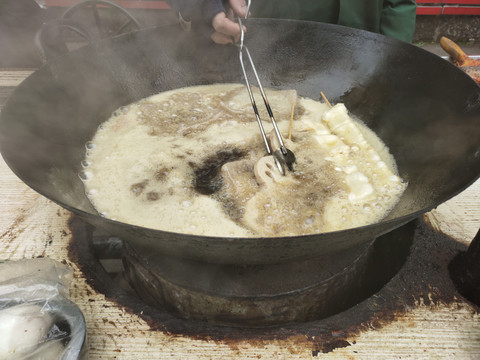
[68,217,414,327]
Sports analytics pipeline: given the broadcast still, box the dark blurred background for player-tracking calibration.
[0,0,478,68]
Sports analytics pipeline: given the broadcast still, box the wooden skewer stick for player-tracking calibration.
[320,91,332,108]
[288,102,295,140]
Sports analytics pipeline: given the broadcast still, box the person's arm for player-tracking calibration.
[170,0,248,44]
[380,0,417,43]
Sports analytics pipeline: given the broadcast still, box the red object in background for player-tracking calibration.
[45,0,479,15]
[416,0,480,14]
[416,6,443,14]
[45,0,171,10]
[443,6,480,14]
[444,0,480,4]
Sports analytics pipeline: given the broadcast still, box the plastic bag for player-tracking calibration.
[0,258,86,359]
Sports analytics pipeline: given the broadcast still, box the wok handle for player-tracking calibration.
[440,37,480,67]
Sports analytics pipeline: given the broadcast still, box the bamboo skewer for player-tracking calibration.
[288,103,295,140]
[320,91,332,108]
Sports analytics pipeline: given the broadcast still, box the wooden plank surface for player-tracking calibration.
[0,70,479,359]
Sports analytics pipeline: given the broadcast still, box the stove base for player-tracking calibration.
[121,222,415,326]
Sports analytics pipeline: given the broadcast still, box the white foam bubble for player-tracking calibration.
[182,200,192,208]
[85,142,95,150]
[78,170,93,181]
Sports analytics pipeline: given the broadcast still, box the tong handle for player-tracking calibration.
[236,16,295,174]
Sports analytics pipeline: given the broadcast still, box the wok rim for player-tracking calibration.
[0,19,479,262]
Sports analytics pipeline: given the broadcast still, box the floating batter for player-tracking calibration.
[81,84,406,237]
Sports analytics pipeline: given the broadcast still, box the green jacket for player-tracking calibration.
[249,0,417,43]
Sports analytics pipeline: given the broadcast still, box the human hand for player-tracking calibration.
[210,0,249,45]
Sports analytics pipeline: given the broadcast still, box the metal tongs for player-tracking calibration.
[236,1,295,175]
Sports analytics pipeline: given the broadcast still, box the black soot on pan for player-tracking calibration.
[190,148,245,195]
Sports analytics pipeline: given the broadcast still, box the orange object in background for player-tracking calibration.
[440,36,480,84]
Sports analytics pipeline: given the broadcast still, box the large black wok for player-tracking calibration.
[1,20,479,265]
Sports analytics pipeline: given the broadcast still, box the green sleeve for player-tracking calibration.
[250,0,417,43]
[380,0,417,42]
[250,0,339,23]
[338,0,416,43]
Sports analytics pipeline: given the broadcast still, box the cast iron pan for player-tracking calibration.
[1,20,479,264]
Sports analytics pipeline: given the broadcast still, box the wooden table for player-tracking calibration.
[1,69,479,359]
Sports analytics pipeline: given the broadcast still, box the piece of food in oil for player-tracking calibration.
[81,84,406,237]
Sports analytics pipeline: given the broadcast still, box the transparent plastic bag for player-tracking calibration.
[0,258,86,359]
